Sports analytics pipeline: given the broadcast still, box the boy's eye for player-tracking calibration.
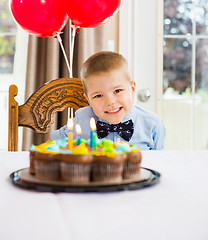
[115,89,122,93]
[93,94,102,99]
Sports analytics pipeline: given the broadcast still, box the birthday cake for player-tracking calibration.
[29,138,142,184]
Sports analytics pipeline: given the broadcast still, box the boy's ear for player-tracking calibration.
[131,81,136,96]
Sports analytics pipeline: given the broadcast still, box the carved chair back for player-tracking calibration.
[8,78,88,151]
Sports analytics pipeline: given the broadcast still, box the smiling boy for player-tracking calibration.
[51,51,166,150]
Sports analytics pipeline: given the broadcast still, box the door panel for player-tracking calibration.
[119,0,157,113]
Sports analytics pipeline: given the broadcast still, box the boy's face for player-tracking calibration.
[84,68,136,124]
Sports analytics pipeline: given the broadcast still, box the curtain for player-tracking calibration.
[22,21,108,150]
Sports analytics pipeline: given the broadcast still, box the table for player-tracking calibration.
[0,150,208,240]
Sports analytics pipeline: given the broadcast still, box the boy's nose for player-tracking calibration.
[105,94,116,106]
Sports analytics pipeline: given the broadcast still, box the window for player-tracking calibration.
[0,0,28,151]
[163,0,208,149]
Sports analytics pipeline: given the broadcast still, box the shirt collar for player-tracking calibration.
[121,106,135,123]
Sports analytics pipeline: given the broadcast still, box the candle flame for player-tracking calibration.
[75,124,82,135]
[90,117,96,131]
[67,118,74,130]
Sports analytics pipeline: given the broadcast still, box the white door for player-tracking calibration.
[119,0,161,114]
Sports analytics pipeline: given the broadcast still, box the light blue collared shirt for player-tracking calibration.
[50,106,166,150]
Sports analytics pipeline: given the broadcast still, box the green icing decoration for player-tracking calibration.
[98,139,114,148]
[104,148,116,153]
[74,138,87,145]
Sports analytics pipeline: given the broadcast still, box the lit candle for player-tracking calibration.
[90,117,97,150]
[67,118,74,150]
[75,124,82,145]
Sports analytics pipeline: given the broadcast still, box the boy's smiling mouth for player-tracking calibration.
[105,107,122,114]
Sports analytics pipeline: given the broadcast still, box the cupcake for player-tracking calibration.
[29,145,38,175]
[123,148,142,179]
[60,143,93,183]
[114,142,142,179]
[92,146,126,183]
[34,142,61,181]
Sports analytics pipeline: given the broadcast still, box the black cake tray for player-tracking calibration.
[10,167,160,193]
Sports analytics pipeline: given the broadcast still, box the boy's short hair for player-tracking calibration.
[80,51,131,93]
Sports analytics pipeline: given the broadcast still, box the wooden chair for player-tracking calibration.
[8,77,88,151]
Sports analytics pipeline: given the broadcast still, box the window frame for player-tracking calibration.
[0,26,28,151]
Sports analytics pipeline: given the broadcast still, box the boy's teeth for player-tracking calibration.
[107,108,120,113]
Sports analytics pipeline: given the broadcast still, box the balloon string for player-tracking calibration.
[57,33,71,77]
[68,22,77,118]
[69,25,77,78]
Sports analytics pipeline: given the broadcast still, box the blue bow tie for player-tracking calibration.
[96,119,134,141]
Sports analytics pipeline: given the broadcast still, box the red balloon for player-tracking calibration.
[65,0,121,28]
[10,0,68,37]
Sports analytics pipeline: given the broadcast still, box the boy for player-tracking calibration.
[51,51,166,150]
